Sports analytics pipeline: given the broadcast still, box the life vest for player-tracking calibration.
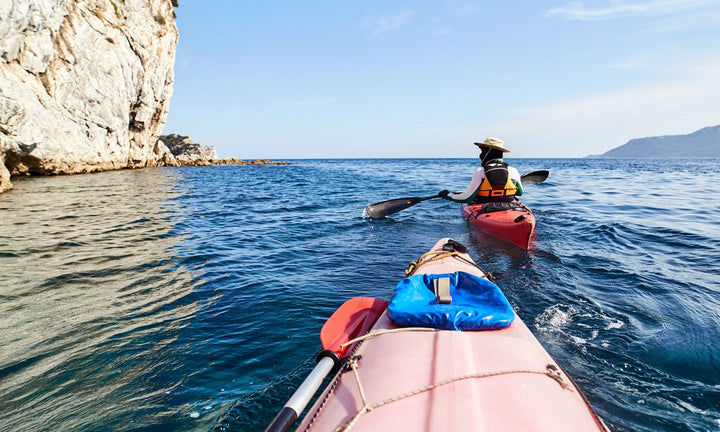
[475,160,518,198]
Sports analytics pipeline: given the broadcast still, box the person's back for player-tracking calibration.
[441,137,523,205]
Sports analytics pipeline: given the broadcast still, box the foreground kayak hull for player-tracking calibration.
[295,239,609,432]
[461,202,536,249]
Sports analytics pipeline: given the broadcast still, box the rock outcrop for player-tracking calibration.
[0,0,179,193]
[158,134,217,165]
[157,134,292,166]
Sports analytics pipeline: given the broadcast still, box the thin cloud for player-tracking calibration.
[431,2,477,37]
[366,11,413,37]
[633,8,720,33]
[446,2,479,19]
[546,0,720,21]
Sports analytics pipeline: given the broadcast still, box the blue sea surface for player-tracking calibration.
[1,158,719,431]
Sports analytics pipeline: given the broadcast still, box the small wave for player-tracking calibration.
[535,304,583,329]
[534,303,628,349]
[604,318,624,330]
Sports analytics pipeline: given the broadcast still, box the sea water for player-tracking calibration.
[1,158,719,432]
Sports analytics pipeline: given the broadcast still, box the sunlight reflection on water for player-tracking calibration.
[0,169,203,431]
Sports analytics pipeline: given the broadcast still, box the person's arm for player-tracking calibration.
[444,167,485,203]
[508,166,523,196]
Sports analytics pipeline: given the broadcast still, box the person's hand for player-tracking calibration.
[438,190,450,199]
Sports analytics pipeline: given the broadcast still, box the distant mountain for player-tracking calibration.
[589,125,720,158]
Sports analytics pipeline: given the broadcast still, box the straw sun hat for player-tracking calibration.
[474,137,510,152]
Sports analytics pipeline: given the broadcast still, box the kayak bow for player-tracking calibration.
[271,239,610,432]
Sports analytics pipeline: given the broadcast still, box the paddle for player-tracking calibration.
[264,297,388,432]
[518,169,549,185]
[364,169,549,219]
[365,194,441,219]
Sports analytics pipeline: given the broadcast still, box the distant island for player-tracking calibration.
[588,125,720,158]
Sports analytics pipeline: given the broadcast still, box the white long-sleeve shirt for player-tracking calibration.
[447,164,521,202]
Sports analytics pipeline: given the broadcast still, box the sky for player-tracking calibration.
[163,0,720,159]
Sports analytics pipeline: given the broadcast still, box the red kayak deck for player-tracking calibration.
[462,201,536,249]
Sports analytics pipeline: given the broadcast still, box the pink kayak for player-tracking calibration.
[267,238,610,432]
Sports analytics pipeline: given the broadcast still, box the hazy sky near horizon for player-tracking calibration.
[163,0,720,159]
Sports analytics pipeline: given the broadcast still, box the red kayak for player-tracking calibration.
[462,201,535,249]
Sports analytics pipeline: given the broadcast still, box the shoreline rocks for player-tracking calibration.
[156,134,290,167]
[0,133,290,193]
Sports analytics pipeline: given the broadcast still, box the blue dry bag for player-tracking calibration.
[387,271,515,331]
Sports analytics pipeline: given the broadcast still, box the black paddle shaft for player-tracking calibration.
[364,170,549,219]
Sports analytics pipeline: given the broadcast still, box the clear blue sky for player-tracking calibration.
[163,0,720,159]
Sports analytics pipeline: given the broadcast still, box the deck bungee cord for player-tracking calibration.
[301,325,574,432]
[335,358,572,432]
[404,250,459,276]
[404,247,494,281]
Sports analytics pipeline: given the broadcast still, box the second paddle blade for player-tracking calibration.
[520,170,549,185]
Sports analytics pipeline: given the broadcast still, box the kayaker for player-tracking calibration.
[439,137,523,204]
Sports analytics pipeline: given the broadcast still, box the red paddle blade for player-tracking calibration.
[321,297,388,359]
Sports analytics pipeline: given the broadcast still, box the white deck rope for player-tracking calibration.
[334,362,571,432]
[340,327,440,349]
[404,250,459,276]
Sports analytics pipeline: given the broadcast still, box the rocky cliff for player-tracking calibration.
[0,0,179,193]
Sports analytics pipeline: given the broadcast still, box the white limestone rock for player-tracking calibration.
[0,0,178,190]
